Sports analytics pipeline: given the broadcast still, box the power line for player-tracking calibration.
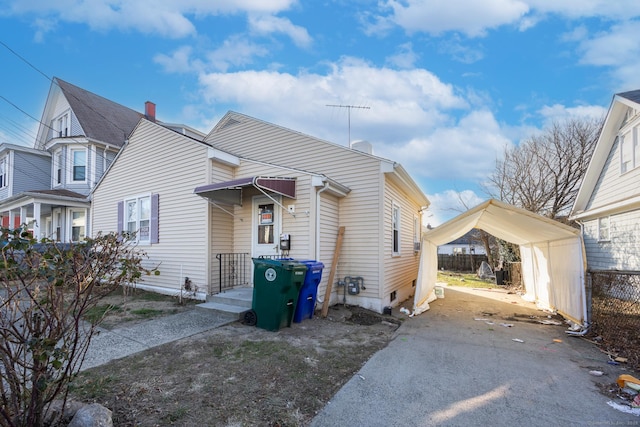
[326,104,370,146]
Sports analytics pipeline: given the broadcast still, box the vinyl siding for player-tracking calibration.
[12,151,51,193]
[209,162,235,291]
[318,192,339,306]
[92,120,210,293]
[205,113,428,312]
[586,126,640,211]
[383,176,422,307]
[206,114,392,311]
[582,209,640,271]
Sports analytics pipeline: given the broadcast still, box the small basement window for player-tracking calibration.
[390,291,397,302]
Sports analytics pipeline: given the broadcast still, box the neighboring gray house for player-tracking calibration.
[0,77,143,240]
[570,89,640,271]
[0,78,203,242]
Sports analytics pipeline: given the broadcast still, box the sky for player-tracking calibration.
[1,0,638,225]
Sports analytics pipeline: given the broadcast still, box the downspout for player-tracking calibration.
[315,180,330,261]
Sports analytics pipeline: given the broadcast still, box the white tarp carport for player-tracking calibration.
[414,199,587,325]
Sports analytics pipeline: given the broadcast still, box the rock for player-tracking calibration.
[68,403,113,427]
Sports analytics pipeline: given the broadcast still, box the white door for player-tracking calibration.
[252,196,280,258]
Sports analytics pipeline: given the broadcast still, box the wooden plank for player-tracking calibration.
[321,226,345,317]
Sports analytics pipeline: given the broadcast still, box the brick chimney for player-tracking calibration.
[145,101,156,122]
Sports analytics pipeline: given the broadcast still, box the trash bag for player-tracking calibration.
[477,261,494,280]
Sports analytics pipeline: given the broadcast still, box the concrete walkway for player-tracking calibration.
[81,309,237,371]
[310,287,639,427]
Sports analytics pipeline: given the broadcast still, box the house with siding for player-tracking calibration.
[0,77,144,241]
[570,89,640,271]
[91,112,429,313]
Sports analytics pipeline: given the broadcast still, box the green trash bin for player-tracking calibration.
[247,258,308,331]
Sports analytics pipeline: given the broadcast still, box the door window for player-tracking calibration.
[258,203,275,244]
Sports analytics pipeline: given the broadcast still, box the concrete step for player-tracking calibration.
[208,288,253,309]
[196,301,250,318]
[196,287,253,319]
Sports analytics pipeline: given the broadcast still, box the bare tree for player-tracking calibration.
[0,228,157,427]
[488,117,603,220]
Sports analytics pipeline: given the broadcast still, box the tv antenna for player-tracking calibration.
[326,104,370,146]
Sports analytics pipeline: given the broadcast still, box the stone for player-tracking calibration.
[68,403,113,427]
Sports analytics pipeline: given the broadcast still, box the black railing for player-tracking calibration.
[215,253,249,294]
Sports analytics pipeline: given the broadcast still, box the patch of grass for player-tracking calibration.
[437,271,498,289]
[84,304,122,323]
[69,374,117,399]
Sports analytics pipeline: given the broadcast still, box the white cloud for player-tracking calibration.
[197,58,468,139]
[426,189,485,226]
[538,103,607,124]
[378,109,511,184]
[205,36,271,72]
[573,20,640,89]
[7,0,299,38]
[526,0,640,20]
[373,0,640,39]
[385,42,419,69]
[248,14,313,48]
[376,0,530,37]
[154,46,201,73]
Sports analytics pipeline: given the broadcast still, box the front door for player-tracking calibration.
[252,196,280,259]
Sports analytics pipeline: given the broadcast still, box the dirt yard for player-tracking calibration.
[69,290,402,426]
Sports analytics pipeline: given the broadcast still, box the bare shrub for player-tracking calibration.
[0,227,156,427]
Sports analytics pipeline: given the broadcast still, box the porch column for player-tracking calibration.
[19,207,27,228]
[9,210,16,229]
[32,202,41,240]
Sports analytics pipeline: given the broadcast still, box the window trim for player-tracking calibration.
[597,216,610,242]
[68,208,86,242]
[392,202,401,256]
[620,124,640,174]
[68,146,87,183]
[118,193,159,244]
[0,155,7,189]
[53,149,63,187]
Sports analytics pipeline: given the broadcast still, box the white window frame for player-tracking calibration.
[392,202,401,256]
[68,146,87,183]
[597,216,610,242]
[620,125,640,174]
[53,149,63,187]
[124,194,152,244]
[68,208,86,242]
[0,156,7,189]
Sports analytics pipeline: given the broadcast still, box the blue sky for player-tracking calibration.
[1,1,638,225]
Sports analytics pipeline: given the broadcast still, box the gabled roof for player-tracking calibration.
[207,111,429,207]
[571,90,640,218]
[55,78,143,147]
[617,89,640,104]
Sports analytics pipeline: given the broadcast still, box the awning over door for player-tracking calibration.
[194,176,296,205]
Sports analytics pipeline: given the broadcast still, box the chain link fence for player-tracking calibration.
[589,270,640,370]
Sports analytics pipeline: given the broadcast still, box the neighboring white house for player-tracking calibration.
[437,229,487,255]
[92,112,429,313]
[570,89,640,271]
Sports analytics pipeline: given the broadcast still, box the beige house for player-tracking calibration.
[91,112,429,313]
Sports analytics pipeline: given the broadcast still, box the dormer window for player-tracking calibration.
[57,113,69,138]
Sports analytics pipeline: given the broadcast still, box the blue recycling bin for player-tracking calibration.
[293,260,324,323]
